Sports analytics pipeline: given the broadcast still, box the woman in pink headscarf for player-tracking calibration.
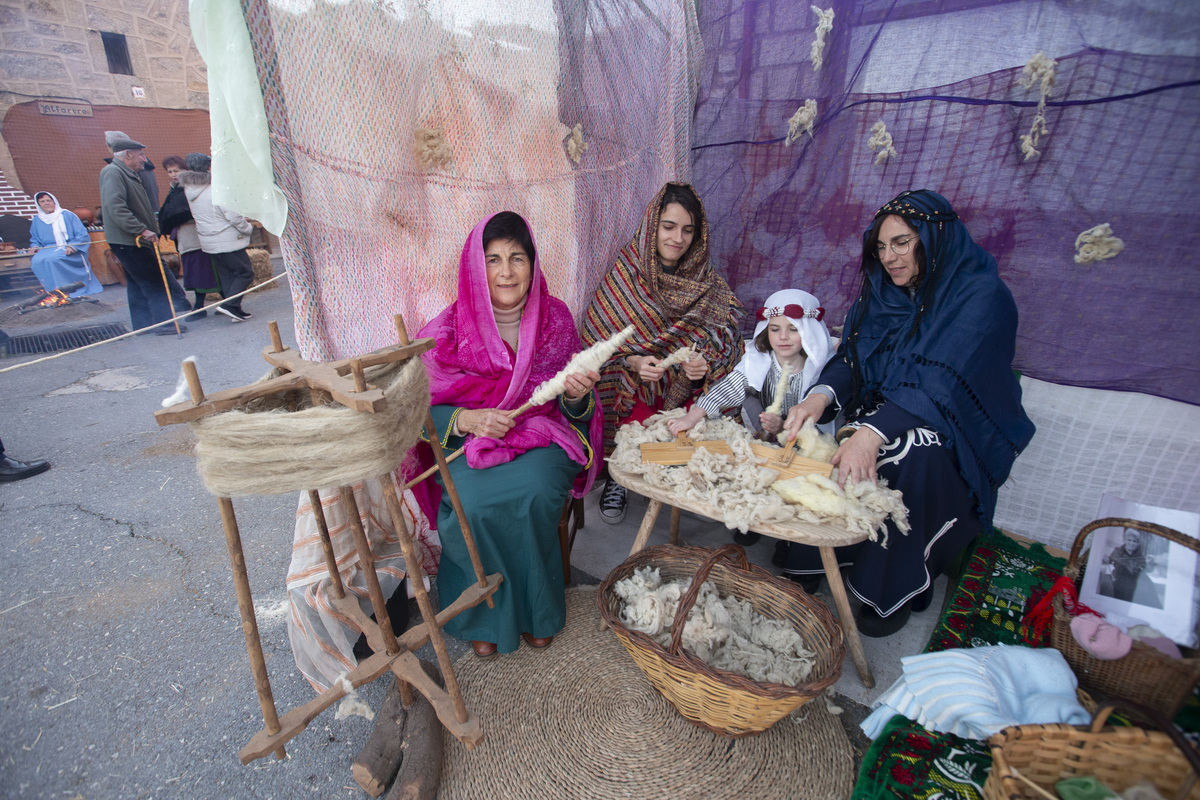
[410,212,602,659]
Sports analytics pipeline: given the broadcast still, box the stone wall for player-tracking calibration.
[0,0,209,192]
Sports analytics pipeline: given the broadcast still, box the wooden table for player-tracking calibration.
[609,463,875,688]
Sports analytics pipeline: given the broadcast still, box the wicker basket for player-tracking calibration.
[983,702,1200,800]
[1051,518,1200,717]
[596,543,845,738]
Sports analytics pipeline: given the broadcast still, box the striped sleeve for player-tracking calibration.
[695,370,748,418]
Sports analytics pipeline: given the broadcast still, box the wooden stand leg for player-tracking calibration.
[307,489,345,600]
[379,476,469,725]
[422,412,493,609]
[628,498,663,556]
[668,506,681,545]
[338,486,400,656]
[819,545,874,688]
[217,496,287,759]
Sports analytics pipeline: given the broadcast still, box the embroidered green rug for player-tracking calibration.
[925,533,1066,654]
[851,713,992,800]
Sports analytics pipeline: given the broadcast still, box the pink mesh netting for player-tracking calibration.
[241,0,700,362]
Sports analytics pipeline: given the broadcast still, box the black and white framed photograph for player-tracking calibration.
[1078,494,1200,647]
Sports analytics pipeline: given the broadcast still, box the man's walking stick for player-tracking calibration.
[139,235,183,338]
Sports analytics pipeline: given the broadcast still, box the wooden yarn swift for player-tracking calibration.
[154,315,501,764]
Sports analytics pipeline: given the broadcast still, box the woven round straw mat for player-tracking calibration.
[439,588,853,800]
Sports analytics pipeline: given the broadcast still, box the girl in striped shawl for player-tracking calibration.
[582,183,744,523]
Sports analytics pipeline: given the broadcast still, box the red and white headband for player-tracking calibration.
[755,304,824,322]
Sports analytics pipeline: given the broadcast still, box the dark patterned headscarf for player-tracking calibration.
[844,189,1034,526]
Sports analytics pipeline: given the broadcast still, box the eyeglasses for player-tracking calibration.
[874,236,916,258]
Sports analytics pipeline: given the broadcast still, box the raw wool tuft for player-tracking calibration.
[333,673,375,721]
[161,356,197,408]
[612,566,818,686]
[778,418,839,462]
[763,361,792,416]
[565,122,589,164]
[525,325,635,407]
[866,120,897,165]
[414,126,453,170]
[771,471,909,544]
[1073,223,1124,264]
[611,411,904,537]
[1017,52,1056,160]
[809,6,834,71]
[191,356,429,497]
[656,345,696,371]
[785,99,818,146]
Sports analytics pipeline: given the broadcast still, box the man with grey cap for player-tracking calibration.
[100,130,192,334]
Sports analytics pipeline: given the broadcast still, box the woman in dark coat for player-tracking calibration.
[782,190,1035,637]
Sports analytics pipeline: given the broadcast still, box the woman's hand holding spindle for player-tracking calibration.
[457,408,515,440]
[681,355,709,381]
[563,370,600,402]
[627,355,666,384]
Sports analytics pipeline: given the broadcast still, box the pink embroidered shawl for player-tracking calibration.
[407,214,602,520]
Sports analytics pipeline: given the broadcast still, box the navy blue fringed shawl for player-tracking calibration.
[843,189,1035,527]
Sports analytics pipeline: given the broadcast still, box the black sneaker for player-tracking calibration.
[216,306,251,322]
[599,479,627,524]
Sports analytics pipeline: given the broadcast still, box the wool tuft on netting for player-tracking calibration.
[239,0,701,361]
[692,0,1200,406]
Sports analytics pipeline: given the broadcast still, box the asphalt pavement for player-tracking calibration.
[0,271,405,799]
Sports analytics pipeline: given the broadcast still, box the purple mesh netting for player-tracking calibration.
[692,0,1200,404]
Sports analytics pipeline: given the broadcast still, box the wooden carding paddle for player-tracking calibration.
[750,440,833,480]
[639,432,734,465]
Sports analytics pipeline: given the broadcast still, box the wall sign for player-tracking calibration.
[37,101,93,117]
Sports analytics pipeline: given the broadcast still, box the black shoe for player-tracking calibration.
[910,585,935,613]
[786,572,822,594]
[772,540,791,568]
[599,479,627,524]
[732,530,762,546]
[154,323,188,335]
[216,306,251,322]
[856,602,912,638]
[0,455,51,483]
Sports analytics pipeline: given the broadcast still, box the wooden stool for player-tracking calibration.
[155,316,501,764]
[558,496,584,585]
[609,464,876,688]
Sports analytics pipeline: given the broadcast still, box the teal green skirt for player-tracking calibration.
[435,444,580,653]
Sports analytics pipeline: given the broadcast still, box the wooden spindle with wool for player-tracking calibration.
[764,362,792,416]
[406,324,636,489]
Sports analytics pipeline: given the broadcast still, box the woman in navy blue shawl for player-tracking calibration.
[781,190,1035,637]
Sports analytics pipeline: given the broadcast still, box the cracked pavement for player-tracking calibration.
[1,276,395,799]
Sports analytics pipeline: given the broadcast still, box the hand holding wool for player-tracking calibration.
[831,427,884,487]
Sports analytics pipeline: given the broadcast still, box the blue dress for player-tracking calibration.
[29,211,103,296]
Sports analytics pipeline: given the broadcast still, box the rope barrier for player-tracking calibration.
[0,270,291,375]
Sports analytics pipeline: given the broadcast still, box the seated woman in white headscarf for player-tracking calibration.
[28,192,102,297]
